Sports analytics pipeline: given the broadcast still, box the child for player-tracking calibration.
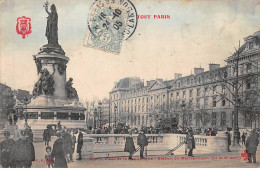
[45,146,54,168]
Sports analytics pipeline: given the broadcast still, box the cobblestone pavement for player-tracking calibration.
[30,142,260,168]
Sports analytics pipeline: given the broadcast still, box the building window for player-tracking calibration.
[222,85,225,93]
[197,88,200,97]
[176,92,179,98]
[221,112,226,127]
[171,93,173,98]
[213,86,216,95]
[204,98,208,108]
[213,97,217,107]
[204,87,208,96]
[196,99,200,108]
[189,89,193,98]
[212,112,216,126]
[246,63,252,73]
[246,80,251,89]
[196,114,200,127]
[222,99,226,106]
[183,91,186,98]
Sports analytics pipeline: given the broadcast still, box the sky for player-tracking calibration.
[0,0,260,102]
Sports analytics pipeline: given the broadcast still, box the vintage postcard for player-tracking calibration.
[0,0,260,168]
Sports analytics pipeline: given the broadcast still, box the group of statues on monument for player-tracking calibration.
[33,68,55,97]
[32,68,78,100]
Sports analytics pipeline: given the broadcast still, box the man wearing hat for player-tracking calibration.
[51,131,68,168]
[14,130,35,168]
[137,130,148,159]
[0,131,16,168]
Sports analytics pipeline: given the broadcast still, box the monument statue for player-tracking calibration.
[44,2,59,46]
[65,78,79,99]
[38,1,65,55]
[33,68,55,97]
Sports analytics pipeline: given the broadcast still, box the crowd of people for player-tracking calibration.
[0,122,84,168]
[42,125,84,168]
[0,121,259,167]
[0,129,35,168]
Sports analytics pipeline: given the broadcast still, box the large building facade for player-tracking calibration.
[109,31,260,130]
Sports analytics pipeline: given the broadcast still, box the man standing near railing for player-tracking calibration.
[187,128,195,157]
[137,130,148,159]
[76,129,83,160]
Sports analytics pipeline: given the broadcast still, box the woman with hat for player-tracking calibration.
[124,131,136,160]
[51,132,68,168]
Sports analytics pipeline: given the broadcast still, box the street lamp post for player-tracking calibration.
[98,101,102,129]
[114,105,117,127]
[94,108,97,129]
[108,100,111,130]
[181,100,186,128]
[23,97,28,127]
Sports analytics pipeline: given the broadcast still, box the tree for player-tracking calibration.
[195,107,211,130]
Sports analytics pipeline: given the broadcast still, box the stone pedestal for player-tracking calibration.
[17,45,86,130]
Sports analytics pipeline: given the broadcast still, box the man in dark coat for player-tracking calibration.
[15,130,35,168]
[227,130,231,152]
[43,127,51,146]
[187,129,195,157]
[241,133,246,146]
[124,132,136,160]
[76,129,83,160]
[137,130,148,159]
[62,129,72,162]
[51,132,68,168]
[0,131,16,168]
[246,129,259,163]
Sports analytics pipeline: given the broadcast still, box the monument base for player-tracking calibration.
[18,95,86,130]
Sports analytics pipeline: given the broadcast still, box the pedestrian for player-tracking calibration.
[25,126,33,142]
[14,126,21,141]
[57,121,62,131]
[245,129,259,163]
[76,129,83,160]
[187,129,195,157]
[241,133,246,146]
[124,132,136,160]
[0,131,16,168]
[43,126,51,146]
[14,130,35,168]
[45,146,54,168]
[227,130,231,152]
[62,129,72,163]
[70,131,76,162]
[238,131,241,145]
[185,128,188,155]
[137,130,148,159]
[51,132,68,168]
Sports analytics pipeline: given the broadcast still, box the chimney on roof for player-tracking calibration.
[174,73,182,79]
[209,63,220,71]
[194,67,204,75]
[156,78,163,82]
